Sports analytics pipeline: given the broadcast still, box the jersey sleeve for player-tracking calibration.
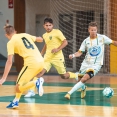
[28,34,36,42]
[79,40,86,52]
[103,35,113,45]
[7,41,14,55]
[57,30,66,41]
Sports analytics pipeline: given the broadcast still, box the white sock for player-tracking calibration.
[68,81,85,95]
[75,72,79,81]
[81,85,86,90]
[13,98,19,102]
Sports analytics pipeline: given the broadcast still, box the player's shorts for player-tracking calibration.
[78,63,102,78]
[44,58,66,74]
[16,61,44,85]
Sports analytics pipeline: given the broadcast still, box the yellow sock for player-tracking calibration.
[19,77,38,92]
[15,93,22,99]
[29,86,36,92]
[33,77,38,80]
[28,77,37,92]
[68,72,77,79]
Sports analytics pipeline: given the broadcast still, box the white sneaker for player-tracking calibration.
[36,77,44,96]
[24,90,35,98]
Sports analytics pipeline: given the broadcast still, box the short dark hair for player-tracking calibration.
[44,17,53,24]
[4,24,15,35]
[88,22,97,28]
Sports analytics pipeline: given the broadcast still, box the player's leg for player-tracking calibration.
[6,65,29,108]
[24,77,36,98]
[35,61,52,96]
[24,61,51,97]
[52,59,78,80]
[17,64,44,93]
[64,71,92,100]
[24,69,47,97]
[61,72,78,81]
[80,68,99,98]
[65,65,102,100]
[65,65,92,100]
[6,62,44,108]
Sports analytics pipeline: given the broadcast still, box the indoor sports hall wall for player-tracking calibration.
[0,0,117,75]
[25,0,50,35]
[25,0,112,74]
[49,0,105,72]
[0,0,14,58]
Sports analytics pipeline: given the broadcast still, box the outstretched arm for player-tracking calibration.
[51,39,68,53]
[69,51,83,59]
[0,55,13,85]
[112,40,117,46]
[35,37,43,42]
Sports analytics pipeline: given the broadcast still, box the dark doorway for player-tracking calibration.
[14,0,25,72]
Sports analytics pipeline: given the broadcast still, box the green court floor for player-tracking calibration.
[0,81,117,107]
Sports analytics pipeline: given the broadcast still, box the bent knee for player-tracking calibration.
[60,74,68,79]
[16,84,21,93]
[60,74,65,79]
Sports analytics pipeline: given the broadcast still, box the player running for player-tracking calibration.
[0,24,44,108]
[24,17,78,97]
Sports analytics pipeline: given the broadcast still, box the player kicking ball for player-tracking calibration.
[0,24,44,108]
[64,21,117,100]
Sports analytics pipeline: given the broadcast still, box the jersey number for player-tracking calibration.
[22,37,34,49]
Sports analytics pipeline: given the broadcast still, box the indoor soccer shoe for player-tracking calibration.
[81,86,87,98]
[6,101,19,109]
[64,93,70,100]
[36,77,44,96]
[24,90,35,97]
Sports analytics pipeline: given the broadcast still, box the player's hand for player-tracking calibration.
[69,54,73,59]
[36,37,43,42]
[0,78,6,86]
[51,48,59,54]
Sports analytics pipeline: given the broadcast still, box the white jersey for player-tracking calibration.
[79,34,113,65]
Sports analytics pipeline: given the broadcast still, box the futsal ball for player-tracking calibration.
[102,87,114,98]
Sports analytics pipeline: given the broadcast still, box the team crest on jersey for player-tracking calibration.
[89,46,101,56]
[49,36,52,40]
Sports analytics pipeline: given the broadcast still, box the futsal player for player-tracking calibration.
[24,17,78,97]
[64,21,117,100]
[0,24,44,108]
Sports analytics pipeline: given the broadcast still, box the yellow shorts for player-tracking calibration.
[16,61,44,85]
[44,59,66,74]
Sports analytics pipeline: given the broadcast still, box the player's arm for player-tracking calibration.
[112,40,117,46]
[0,55,13,85]
[103,35,117,46]
[35,36,43,42]
[69,50,83,59]
[51,39,68,53]
[30,34,43,42]
[41,44,46,56]
[57,39,68,51]
[69,39,86,59]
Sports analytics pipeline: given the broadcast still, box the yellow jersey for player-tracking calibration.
[43,29,66,60]
[7,33,44,65]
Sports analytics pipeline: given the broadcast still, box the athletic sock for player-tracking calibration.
[68,81,85,95]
